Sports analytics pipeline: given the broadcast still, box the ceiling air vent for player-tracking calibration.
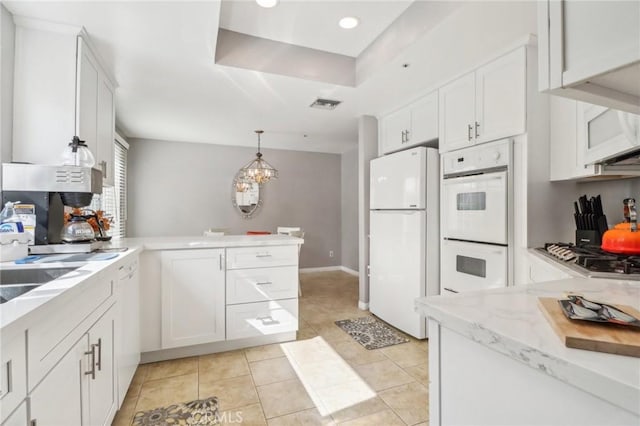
[310,98,342,110]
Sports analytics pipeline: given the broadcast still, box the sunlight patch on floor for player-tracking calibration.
[280,336,377,416]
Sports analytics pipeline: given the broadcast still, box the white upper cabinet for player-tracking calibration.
[475,48,526,144]
[12,18,117,186]
[538,0,640,114]
[381,108,410,154]
[379,91,438,155]
[549,97,640,181]
[439,47,526,153]
[549,97,597,180]
[439,73,475,152]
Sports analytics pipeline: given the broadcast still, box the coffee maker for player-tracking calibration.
[1,163,103,254]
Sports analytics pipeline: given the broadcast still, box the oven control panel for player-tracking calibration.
[443,139,511,176]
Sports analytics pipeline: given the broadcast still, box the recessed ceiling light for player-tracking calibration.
[339,16,359,29]
[256,0,278,8]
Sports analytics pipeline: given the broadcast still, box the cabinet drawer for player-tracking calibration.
[28,274,113,390]
[226,299,298,340]
[0,331,26,424]
[226,246,298,269]
[227,267,298,304]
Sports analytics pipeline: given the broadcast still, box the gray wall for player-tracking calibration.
[541,178,640,245]
[0,4,15,179]
[127,138,342,268]
[573,178,640,238]
[341,147,358,272]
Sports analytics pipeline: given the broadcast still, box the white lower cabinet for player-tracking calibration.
[226,266,298,304]
[1,400,27,426]
[30,336,85,426]
[226,299,298,340]
[115,256,140,406]
[526,252,573,284]
[138,244,300,358]
[0,332,26,425]
[161,249,226,349]
[29,305,116,426]
[225,245,299,340]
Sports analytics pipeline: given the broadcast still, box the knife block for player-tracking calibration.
[576,230,601,247]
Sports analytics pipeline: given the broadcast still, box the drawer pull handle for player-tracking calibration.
[95,338,102,371]
[255,253,272,258]
[2,360,12,395]
[255,281,272,286]
[443,287,459,294]
[256,315,280,325]
[85,345,96,380]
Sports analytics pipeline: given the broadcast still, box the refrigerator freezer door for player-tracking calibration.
[369,210,427,338]
[370,147,427,209]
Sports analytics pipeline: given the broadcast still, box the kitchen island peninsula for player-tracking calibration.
[416,277,640,426]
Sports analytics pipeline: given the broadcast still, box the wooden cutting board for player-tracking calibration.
[538,297,640,358]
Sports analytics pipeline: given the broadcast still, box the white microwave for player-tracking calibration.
[581,103,640,165]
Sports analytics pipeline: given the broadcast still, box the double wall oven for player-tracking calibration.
[441,139,513,294]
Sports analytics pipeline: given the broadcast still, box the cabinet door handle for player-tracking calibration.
[95,338,102,371]
[84,345,96,380]
[219,253,223,270]
[255,253,272,258]
[405,130,410,142]
[443,287,459,294]
[255,281,272,286]
[467,124,473,141]
[100,160,107,180]
[475,121,480,138]
[2,360,12,395]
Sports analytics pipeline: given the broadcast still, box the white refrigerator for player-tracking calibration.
[369,146,439,339]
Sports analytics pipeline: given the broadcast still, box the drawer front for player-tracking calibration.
[226,299,298,340]
[226,267,298,305]
[226,245,298,270]
[0,332,26,424]
[28,274,113,390]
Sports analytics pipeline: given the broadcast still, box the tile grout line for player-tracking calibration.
[244,348,269,424]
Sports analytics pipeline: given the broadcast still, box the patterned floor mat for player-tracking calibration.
[133,396,219,425]
[335,316,409,350]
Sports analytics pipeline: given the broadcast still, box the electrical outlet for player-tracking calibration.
[329,250,334,258]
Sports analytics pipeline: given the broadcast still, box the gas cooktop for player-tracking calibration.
[537,243,640,280]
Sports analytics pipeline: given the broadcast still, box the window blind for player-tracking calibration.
[113,139,128,238]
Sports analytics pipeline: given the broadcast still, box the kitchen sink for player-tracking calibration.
[0,267,78,285]
[0,285,41,304]
[0,267,79,304]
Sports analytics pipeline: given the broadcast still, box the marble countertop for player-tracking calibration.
[0,246,141,332]
[0,234,302,332]
[117,234,303,250]
[416,278,640,415]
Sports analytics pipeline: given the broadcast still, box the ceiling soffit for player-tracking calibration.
[214,1,460,87]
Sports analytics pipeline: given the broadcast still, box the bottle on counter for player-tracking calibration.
[0,201,25,233]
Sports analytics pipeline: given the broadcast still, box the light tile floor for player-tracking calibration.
[112,271,429,425]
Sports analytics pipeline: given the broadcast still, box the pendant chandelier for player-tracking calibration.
[241,130,278,185]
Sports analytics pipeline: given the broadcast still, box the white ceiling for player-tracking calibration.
[3,0,461,154]
[219,0,413,57]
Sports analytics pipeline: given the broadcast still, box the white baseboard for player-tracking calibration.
[300,266,342,273]
[358,301,369,310]
[300,266,360,275]
[340,266,359,276]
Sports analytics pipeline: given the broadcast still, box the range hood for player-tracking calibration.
[584,150,640,180]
